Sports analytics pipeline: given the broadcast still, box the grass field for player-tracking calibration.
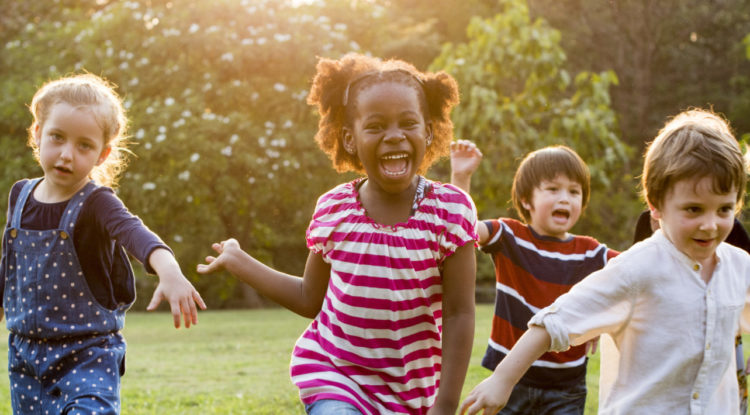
[0,304,742,414]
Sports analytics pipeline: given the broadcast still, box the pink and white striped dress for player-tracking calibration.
[290,178,477,414]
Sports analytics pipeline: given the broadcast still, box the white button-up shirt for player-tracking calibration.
[531,230,750,414]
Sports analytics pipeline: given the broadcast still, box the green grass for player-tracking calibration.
[0,305,743,414]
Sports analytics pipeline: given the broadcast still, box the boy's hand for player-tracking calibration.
[459,372,513,415]
[147,248,207,329]
[585,337,599,355]
[450,139,483,178]
[196,238,242,275]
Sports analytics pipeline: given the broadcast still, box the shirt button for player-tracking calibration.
[692,264,700,271]
[692,392,699,399]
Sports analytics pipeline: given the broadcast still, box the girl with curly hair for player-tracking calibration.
[198,53,478,415]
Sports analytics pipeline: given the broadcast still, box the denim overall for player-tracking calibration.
[3,179,135,414]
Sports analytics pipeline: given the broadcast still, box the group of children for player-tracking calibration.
[1,52,749,415]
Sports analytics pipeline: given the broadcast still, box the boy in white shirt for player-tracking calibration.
[460,108,750,415]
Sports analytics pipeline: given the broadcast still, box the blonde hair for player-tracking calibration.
[28,73,130,188]
[511,145,590,223]
[642,108,746,211]
[307,53,460,174]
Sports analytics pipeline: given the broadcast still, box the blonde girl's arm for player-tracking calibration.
[146,248,207,329]
[459,326,551,415]
[427,243,476,415]
[196,238,330,318]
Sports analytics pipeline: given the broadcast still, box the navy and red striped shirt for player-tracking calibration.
[480,217,617,389]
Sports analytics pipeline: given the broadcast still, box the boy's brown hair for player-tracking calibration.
[306,53,459,174]
[642,109,746,211]
[511,145,590,223]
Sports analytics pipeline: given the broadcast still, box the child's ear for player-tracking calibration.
[96,145,112,166]
[34,124,42,146]
[342,127,356,155]
[521,198,533,212]
[648,202,661,220]
[425,122,433,146]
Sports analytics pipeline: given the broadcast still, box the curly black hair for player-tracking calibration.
[307,53,460,174]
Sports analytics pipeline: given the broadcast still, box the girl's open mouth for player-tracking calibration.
[380,153,410,177]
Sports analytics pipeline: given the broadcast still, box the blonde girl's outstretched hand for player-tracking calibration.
[146,248,207,329]
[459,373,513,415]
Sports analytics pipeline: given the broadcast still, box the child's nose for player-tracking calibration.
[60,144,74,160]
[699,215,718,231]
[384,128,406,143]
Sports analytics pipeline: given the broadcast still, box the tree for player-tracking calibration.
[431,0,638,284]
[526,0,750,148]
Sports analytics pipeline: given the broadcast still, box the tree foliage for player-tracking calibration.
[432,0,639,267]
[2,0,749,305]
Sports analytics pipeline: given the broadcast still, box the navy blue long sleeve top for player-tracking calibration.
[1,179,171,310]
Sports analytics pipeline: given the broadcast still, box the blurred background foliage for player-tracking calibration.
[1,0,749,308]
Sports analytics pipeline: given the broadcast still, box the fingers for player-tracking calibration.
[169,298,182,329]
[194,289,207,310]
[146,289,162,312]
[450,139,482,157]
[196,256,217,274]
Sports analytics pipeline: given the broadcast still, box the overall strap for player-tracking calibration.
[58,181,99,237]
[9,178,43,229]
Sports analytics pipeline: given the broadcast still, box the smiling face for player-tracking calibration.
[650,176,737,268]
[522,174,583,239]
[343,81,431,195]
[35,102,110,200]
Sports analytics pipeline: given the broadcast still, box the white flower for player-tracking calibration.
[274,33,291,42]
[190,153,200,163]
[146,106,154,114]
[164,97,175,106]
[181,110,192,118]
[221,146,233,156]
[273,83,286,92]
[178,170,190,181]
[173,235,183,243]
[156,134,166,143]
[220,52,234,62]
[230,134,239,144]
[189,23,200,33]
[158,126,167,133]
[142,182,156,190]
[186,195,193,203]
[257,37,267,45]
[248,177,256,184]
[283,120,293,129]
[135,129,145,139]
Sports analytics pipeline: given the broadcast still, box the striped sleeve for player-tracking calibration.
[431,183,478,259]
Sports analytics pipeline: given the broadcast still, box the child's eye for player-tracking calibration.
[49,133,63,141]
[364,123,383,131]
[685,206,701,214]
[719,206,734,214]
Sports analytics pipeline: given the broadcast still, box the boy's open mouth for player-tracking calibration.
[380,153,409,177]
[552,209,570,220]
[54,166,73,174]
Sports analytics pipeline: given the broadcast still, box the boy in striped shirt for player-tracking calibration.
[451,140,616,414]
